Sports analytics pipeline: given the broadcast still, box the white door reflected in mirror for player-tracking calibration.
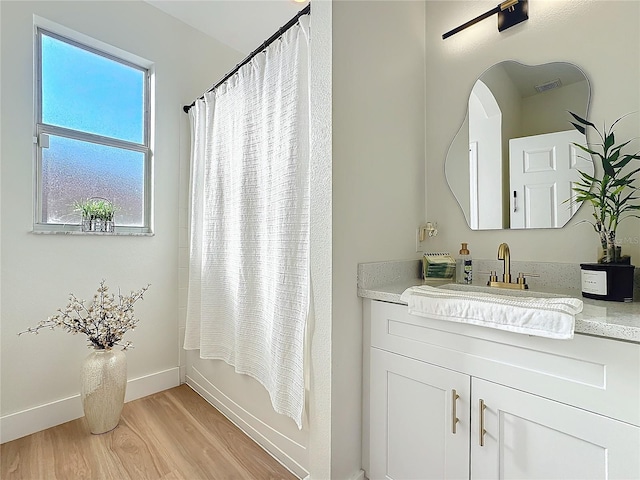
[509,130,593,228]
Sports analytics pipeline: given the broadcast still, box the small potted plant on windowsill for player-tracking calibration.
[568,112,640,302]
[74,198,118,233]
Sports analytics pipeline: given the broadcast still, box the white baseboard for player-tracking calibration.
[1,367,179,444]
[302,468,364,480]
[123,367,180,403]
[186,369,309,479]
[350,469,366,480]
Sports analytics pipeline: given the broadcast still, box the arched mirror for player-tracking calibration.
[445,61,592,230]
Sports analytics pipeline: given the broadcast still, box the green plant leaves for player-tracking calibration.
[569,111,596,129]
[569,111,639,248]
[604,132,615,153]
[570,122,586,135]
[73,198,118,221]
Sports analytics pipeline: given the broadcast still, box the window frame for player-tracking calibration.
[34,27,152,234]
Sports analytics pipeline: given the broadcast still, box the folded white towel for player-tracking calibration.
[400,285,583,340]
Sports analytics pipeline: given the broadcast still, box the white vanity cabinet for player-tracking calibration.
[364,299,640,480]
[471,378,640,480]
[370,348,470,479]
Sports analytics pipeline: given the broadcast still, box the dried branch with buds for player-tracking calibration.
[19,280,150,350]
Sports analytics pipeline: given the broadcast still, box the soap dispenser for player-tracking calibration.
[456,243,472,285]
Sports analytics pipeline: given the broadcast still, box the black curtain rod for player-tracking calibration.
[183,3,310,114]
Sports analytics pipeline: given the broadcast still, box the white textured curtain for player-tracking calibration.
[185,17,310,429]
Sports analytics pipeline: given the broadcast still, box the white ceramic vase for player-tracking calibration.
[80,349,127,434]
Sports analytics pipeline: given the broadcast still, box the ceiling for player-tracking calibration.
[145,1,307,54]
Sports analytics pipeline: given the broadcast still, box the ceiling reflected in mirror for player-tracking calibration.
[445,61,592,230]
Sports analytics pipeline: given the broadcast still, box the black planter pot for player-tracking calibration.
[580,263,635,302]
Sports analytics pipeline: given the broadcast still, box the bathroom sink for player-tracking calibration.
[437,283,567,299]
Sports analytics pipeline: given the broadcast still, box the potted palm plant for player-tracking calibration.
[569,112,639,301]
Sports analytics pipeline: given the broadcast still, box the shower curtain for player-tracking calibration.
[184,17,310,429]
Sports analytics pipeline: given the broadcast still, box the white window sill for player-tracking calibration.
[29,224,154,237]
[30,230,154,237]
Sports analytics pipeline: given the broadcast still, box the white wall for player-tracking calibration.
[425,0,640,264]
[332,2,426,478]
[521,80,590,135]
[0,0,240,442]
[307,1,333,478]
[469,85,502,229]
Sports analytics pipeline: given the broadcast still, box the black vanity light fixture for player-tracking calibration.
[442,0,529,40]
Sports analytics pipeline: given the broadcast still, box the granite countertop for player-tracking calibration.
[358,260,640,343]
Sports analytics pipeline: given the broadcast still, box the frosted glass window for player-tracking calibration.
[41,34,145,144]
[35,27,150,232]
[42,135,145,226]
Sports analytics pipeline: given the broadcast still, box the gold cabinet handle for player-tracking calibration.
[479,399,486,446]
[451,389,460,434]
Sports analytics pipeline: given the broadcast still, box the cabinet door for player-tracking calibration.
[471,378,640,480]
[369,347,471,480]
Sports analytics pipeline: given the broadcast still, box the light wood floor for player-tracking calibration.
[1,385,298,480]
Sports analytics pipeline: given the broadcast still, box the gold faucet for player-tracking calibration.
[497,242,511,283]
[488,242,529,290]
